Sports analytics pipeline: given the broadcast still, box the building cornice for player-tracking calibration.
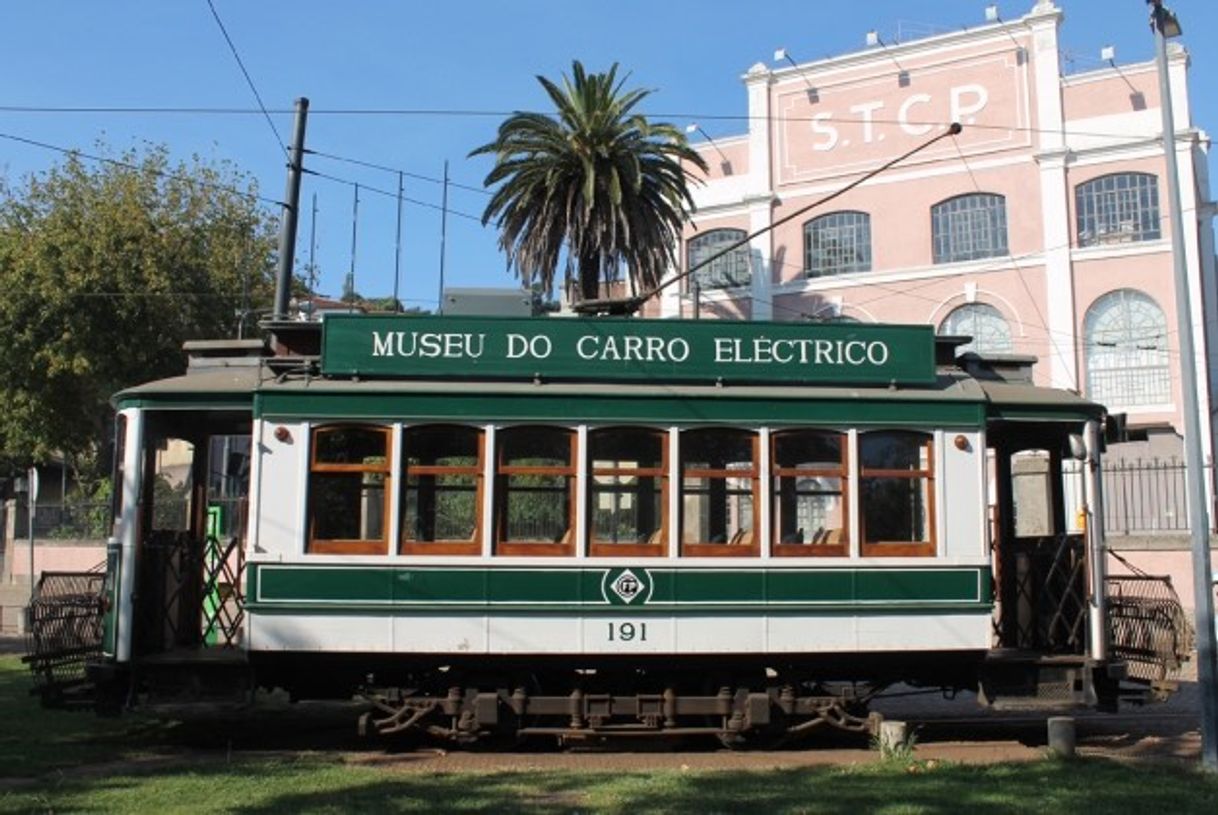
[763,8,1050,89]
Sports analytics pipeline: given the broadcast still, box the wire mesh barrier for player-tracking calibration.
[138,531,245,655]
[24,571,105,707]
[995,534,1088,653]
[1106,553,1195,698]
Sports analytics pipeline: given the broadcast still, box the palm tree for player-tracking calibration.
[471,61,708,308]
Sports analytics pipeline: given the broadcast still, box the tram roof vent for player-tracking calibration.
[955,351,1038,384]
[183,338,268,372]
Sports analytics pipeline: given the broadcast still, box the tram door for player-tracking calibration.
[134,413,249,656]
[989,430,1088,655]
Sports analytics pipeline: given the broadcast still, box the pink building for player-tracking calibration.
[665,0,1216,470]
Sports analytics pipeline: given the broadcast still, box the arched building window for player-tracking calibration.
[931,193,1008,264]
[1076,173,1160,247]
[1084,289,1170,407]
[804,211,871,277]
[938,302,1014,355]
[687,229,751,289]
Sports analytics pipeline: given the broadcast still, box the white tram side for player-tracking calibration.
[34,315,1188,743]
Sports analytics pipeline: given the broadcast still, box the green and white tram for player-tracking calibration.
[36,314,1186,742]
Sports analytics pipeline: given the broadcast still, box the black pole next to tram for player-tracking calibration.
[273,97,310,321]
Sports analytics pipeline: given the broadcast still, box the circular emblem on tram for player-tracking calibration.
[602,567,652,606]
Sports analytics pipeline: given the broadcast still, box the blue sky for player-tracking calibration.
[1,1,1214,310]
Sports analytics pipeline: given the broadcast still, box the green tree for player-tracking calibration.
[0,145,277,478]
[471,61,707,304]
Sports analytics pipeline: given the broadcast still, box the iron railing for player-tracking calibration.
[14,497,246,540]
[1101,457,1214,535]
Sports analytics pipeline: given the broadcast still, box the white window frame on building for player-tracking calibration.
[931,193,1008,264]
[1075,172,1161,247]
[938,302,1014,356]
[687,228,751,290]
[1084,289,1171,408]
[804,211,872,278]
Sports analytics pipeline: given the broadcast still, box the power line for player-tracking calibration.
[0,129,284,207]
[948,130,1078,390]
[203,0,287,155]
[305,148,491,196]
[684,193,1205,360]
[0,104,1174,144]
[305,169,485,223]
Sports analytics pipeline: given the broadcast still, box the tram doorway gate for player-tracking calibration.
[994,533,1088,654]
[136,528,245,656]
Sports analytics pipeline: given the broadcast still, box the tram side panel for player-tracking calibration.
[244,418,993,663]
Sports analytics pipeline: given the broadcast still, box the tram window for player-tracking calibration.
[680,429,759,556]
[307,425,391,555]
[496,427,576,556]
[588,428,667,557]
[859,431,935,556]
[401,425,483,555]
[772,430,848,557]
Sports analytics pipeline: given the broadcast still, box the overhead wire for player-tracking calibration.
[727,215,1192,360]
[304,169,485,223]
[0,104,1180,145]
[305,149,491,197]
[202,0,287,156]
[948,130,1079,390]
[0,129,284,207]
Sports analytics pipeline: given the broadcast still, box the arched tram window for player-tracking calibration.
[771,430,849,557]
[588,427,668,557]
[307,425,391,555]
[400,425,483,556]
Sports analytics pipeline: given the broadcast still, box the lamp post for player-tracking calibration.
[13,468,37,605]
[1148,0,1218,770]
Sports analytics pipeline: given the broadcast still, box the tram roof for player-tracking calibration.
[114,361,1102,426]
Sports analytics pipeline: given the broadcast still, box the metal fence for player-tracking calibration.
[1101,457,1213,535]
[14,497,246,540]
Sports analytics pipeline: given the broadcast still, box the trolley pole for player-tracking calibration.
[273,97,310,321]
[1149,0,1218,770]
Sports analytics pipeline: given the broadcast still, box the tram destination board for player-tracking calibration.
[321,314,937,386]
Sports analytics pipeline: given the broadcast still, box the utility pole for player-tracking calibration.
[394,171,404,312]
[438,160,449,314]
[1148,0,1218,770]
[273,97,309,321]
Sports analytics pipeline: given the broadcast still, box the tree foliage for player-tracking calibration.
[471,62,707,302]
[0,145,278,475]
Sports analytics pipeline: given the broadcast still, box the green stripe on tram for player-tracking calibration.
[254,391,986,426]
[249,564,989,611]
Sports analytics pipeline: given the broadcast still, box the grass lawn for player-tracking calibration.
[2,655,1218,814]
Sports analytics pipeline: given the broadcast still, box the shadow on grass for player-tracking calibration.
[6,757,1217,815]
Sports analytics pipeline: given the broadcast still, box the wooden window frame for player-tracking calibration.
[680,430,760,558]
[859,431,936,558]
[771,430,850,558]
[587,427,669,558]
[399,425,484,556]
[496,427,577,557]
[307,424,392,555]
